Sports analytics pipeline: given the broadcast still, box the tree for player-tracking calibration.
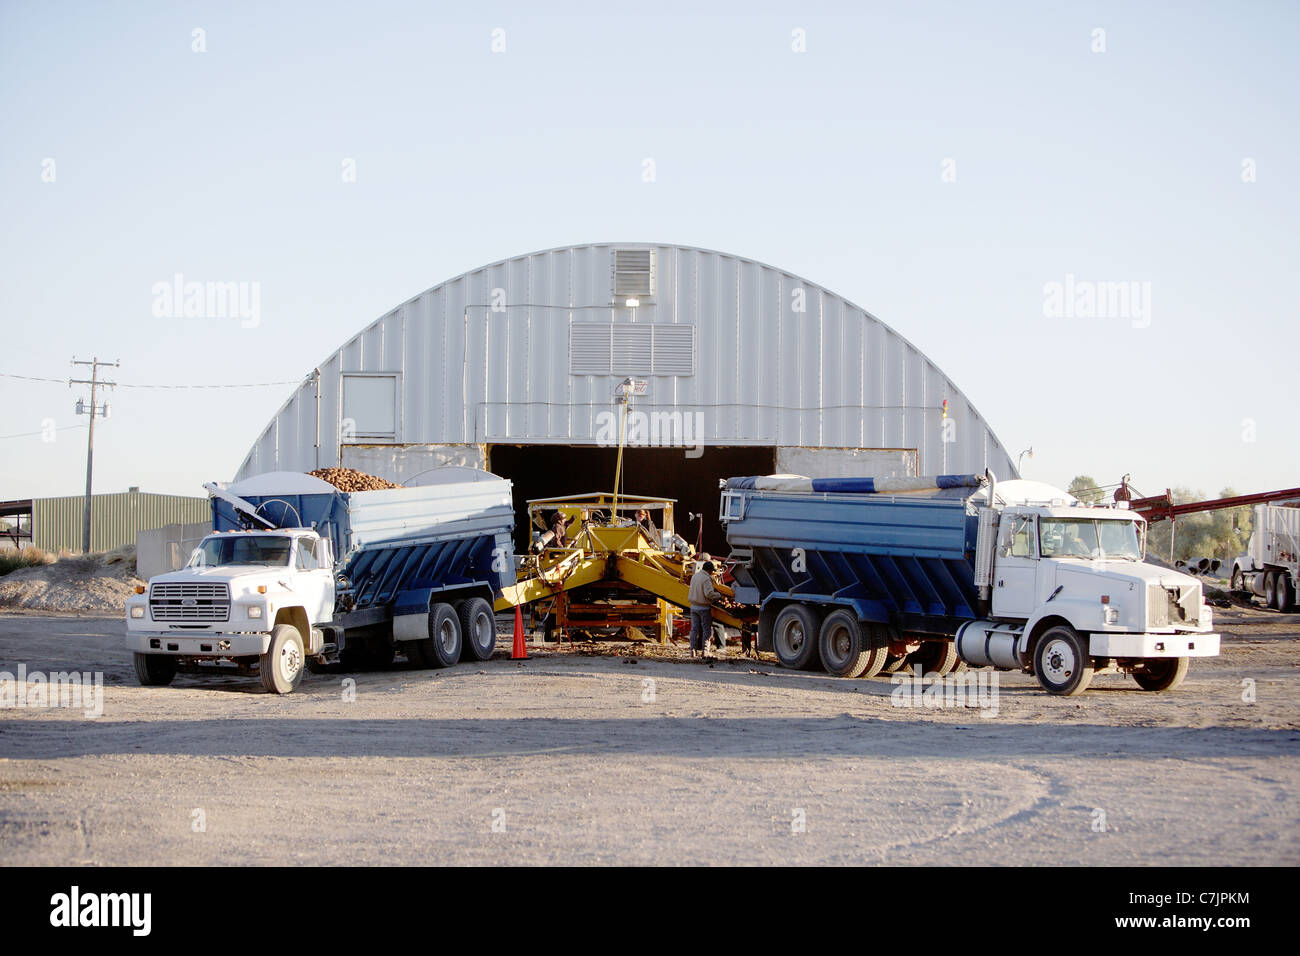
[1068,475,1105,504]
[1144,487,1252,565]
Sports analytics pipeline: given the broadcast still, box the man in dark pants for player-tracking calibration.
[688,560,720,658]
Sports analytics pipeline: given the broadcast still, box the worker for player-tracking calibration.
[634,508,658,543]
[688,560,721,658]
[1061,525,1091,556]
[550,510,569,548]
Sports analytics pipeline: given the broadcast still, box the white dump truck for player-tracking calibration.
[722,473,1221,695]
[1231,503,1299,612]
[126,469,516,693]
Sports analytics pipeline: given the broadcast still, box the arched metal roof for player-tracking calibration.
[237,242,1016,480]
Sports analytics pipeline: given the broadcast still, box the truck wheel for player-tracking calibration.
[1033,625,1093,696]
[1132,656,1189,692]
[133,652,176,687]
[880,652,910,674]
[909,641,959,677]
[1278,574,1296,613]
[818,609,872,678]
[772,604,821,670]
[1264,572,1278,610]
[1230,567,1244,592]
[426,602,462,668]
[260,624,305,695]
[458,597,497,661]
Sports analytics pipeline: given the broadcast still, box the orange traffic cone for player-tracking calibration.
[511,605,529,660]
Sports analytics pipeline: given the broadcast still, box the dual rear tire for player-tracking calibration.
[408,602,462,668]
[817,609,889,678]
[772,604,823,671]
[1265,572,1295,612]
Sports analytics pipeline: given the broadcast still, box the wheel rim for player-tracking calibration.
[1040,638,1076,684]
[1142,660,1172,680]
[476,613,493,650]
[779,620,805,657]
[439,619,457,654]
[279,639,303,682]
[829,624,851,665]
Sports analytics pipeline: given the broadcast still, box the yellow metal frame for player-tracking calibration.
[494,492,752,640]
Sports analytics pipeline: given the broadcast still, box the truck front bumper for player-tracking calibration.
[1088,632,1220,658]
[125,632,271,657]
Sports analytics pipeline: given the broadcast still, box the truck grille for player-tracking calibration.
[149,582,231,622]
[1148,582,1199,628]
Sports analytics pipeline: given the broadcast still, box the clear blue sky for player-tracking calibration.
[2,0,1296,502]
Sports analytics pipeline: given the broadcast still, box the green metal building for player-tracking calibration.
[1,488,210,554]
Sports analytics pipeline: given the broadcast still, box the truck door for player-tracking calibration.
[295,537,336,624]
[992,512,1037,618]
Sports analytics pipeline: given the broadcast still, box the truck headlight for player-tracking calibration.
[246,605,263,619]
[130,606,145,619]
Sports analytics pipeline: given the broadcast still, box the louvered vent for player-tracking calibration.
[570,324,695,375]
[613,248,654,298]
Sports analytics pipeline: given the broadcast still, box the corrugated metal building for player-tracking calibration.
[237,243,1017,550]
[21,490,210,553]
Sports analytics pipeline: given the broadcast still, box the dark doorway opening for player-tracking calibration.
[487,445,775,555]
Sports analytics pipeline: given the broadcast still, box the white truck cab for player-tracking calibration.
[125,528,336,693]
[959,487,1220,694]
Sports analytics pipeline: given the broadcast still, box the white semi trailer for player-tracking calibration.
[1231,503,1299,612]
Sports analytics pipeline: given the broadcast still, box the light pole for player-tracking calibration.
[1017,446,1034,475]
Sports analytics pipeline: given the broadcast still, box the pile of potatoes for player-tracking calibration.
[307,467,402,492]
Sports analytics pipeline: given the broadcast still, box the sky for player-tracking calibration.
[2,0,1297,504]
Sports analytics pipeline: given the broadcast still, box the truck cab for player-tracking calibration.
[125,528,336,694]
[962,496,1219,693]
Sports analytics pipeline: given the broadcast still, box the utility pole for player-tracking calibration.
[70,357,118,553]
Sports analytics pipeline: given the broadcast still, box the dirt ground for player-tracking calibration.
[0,604,1296,866]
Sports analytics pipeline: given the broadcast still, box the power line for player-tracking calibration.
[0,423,87,441]
[0,371,300,389]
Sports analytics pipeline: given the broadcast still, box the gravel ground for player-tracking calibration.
[0,605,1296,866]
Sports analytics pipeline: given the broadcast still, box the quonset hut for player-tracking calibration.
[236,243,1017,550]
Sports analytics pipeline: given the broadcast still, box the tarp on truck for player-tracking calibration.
[722,474,985,494]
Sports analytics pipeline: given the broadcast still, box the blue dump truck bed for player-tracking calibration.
[721,474,987,629]
[211,470,516,616]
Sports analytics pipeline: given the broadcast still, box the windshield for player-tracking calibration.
[1040,519,1143,560]
[190,535,293,568]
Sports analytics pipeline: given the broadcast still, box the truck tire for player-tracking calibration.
[818,609,873,678]
[458,597,497,661]
[425,602,462,668]
[1032,625,1093,696]
[1264,572,1278,610]
[909,640,959,677]
[1132,656,1189,692]
[133,652,176,687]
[880,652,911,674]
[772,603,821,670]
[1230,567,1244,592]
[1278,573,1296,613]
[260,624,305,695]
